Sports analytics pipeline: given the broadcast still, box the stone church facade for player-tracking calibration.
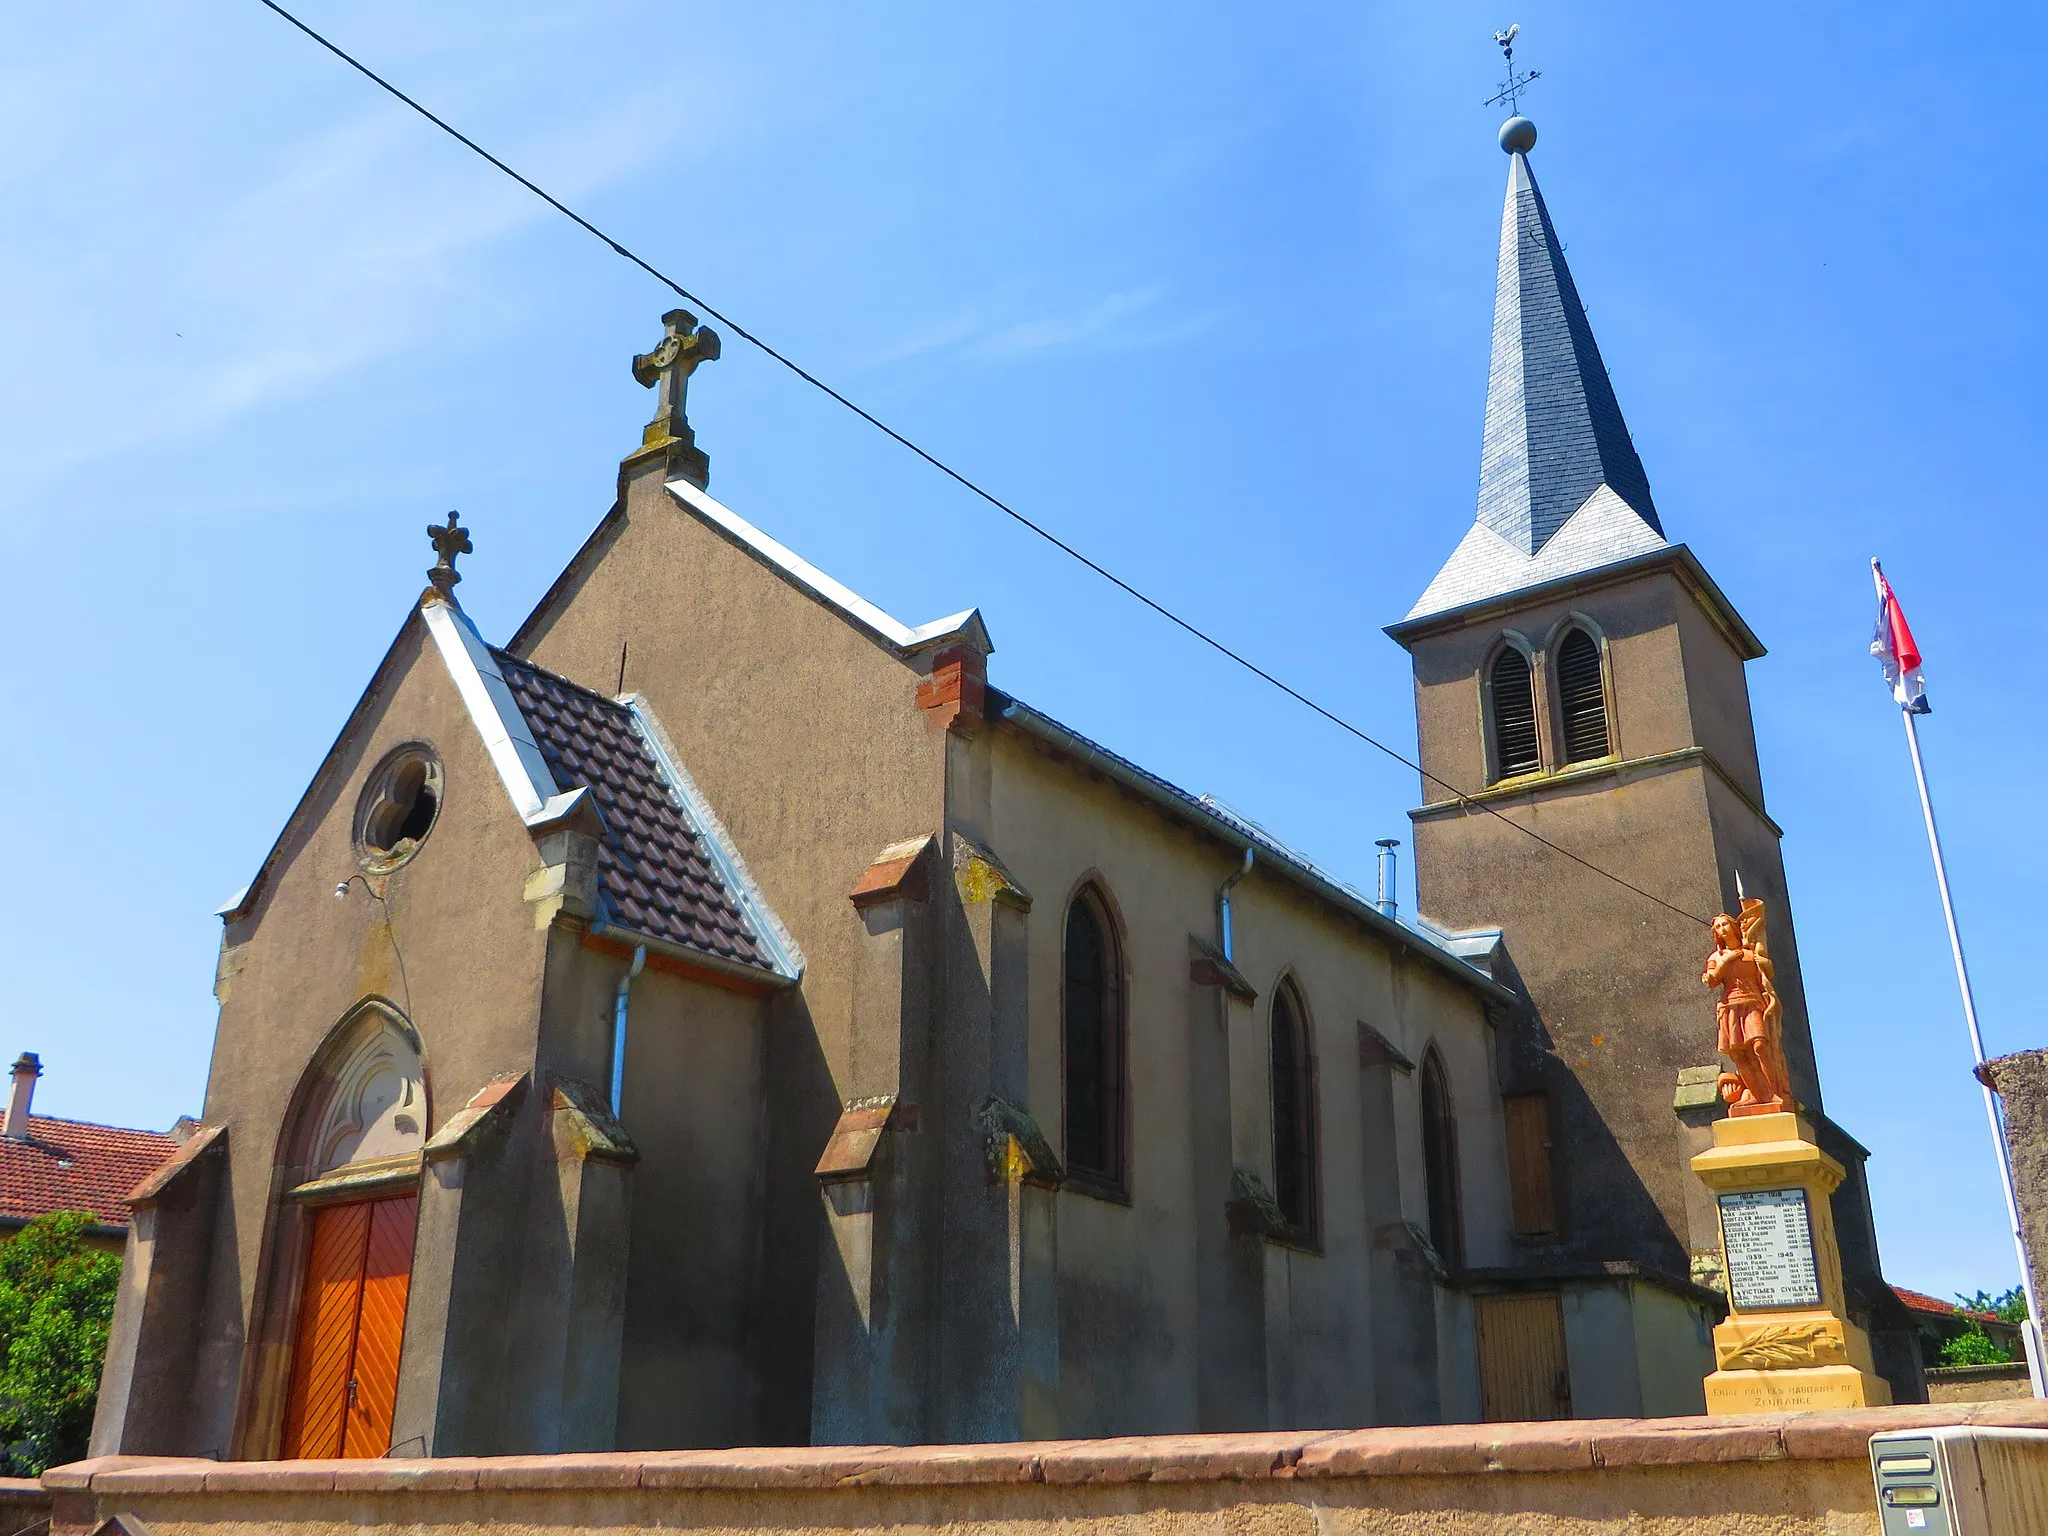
[90,117,1912,1462]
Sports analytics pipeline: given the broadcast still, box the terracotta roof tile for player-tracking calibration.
[0,1116,178,1232]
[493,656,773,973]
[1893,1285,2002,1324]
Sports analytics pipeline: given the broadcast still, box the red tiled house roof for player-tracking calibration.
[0,1115,178,1234]
[1892,1286,2004,1325]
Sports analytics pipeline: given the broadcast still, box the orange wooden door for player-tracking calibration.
[279,1194,418,1459]
[345,1196,418,1456]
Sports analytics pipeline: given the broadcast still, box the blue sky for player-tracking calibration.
[3,1,2040,1302]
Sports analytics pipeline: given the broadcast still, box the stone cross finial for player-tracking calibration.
[427,511,472,597]
[633,309,721,448]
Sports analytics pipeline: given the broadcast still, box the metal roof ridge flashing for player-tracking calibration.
[1198,793,1381,912]
[665,477,991,659]
[524,784,607,837]
[421,596,562,822]
[619,693,806,979]
[992,695,1510,1001]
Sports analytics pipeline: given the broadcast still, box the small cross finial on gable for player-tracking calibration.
[427,511,472,598]
[625,309,721,489]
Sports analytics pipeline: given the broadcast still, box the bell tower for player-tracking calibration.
[1386,115,1912,1390]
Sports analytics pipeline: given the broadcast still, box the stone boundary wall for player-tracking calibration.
[1926,1362,2032,1404]
[45,1402,2048,1536]
[0,1475,49,1536]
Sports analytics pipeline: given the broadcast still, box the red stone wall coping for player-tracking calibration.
[0,1478,43,1495]
[47,1402,2048,1496]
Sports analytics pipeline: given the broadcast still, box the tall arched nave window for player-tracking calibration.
[1063,885,1126,1189]
[1269,980,1320,1237]
[1420,1047,1464,1269]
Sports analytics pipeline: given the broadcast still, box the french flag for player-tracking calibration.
[1870,561,1931,715]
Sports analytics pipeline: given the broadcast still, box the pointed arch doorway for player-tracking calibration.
[265,1002,428,1459]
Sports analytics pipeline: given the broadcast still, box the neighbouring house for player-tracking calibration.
[0,1052,179,1254]
[89,110,1916,1465]
[1893,1285,2024,1369]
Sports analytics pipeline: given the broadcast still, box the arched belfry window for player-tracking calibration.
[1556,628,1611,763]
[1420,1047,1464,1269]
[1488,646,1541,781]
[1270,981,1320,1236]
[1063,886,1125,1187]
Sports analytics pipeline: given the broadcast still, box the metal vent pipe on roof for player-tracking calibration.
[1375,840,1401,919]
[4,1053,41,1139]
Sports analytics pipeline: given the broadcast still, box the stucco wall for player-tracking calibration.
[1631,1282,1714,1420]
[975,721,1508,1433]
[514,473,954,1097]
[568,958,771,1450]
[1411,758,1717,1273]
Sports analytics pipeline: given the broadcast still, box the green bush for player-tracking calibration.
[0,1212,121,1475]
[1941,1323,2014,1367]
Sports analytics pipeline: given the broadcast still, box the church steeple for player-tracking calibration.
[1481,116,1659,552]
[1405,117,1669,622]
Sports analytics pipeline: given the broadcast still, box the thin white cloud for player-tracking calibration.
[877,286,1218,370]
[980,287,1166,355]
[0,7,730,519]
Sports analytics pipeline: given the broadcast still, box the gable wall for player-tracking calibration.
[514,466,954,1442]
[201,616,555,1456]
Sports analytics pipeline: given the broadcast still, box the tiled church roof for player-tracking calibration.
[494,655,776,973]
[0,1116,177,1232]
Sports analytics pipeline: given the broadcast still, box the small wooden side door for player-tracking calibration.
[279,1193,419,1458]
[1474,1290,1572,1422]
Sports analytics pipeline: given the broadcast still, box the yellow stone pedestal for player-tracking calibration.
[1691,1112,1891,1414]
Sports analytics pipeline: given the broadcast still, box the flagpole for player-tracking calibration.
[1877,561,2046,1395]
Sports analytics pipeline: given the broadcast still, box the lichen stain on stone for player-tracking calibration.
[996,1135,1030,1184]
[354,913,401,1001]
[959,857,1010,906]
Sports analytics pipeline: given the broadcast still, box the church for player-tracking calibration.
[90,112,1916,1463]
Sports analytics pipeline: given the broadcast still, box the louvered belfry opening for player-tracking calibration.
[1489,647,1541,780]
[1556,629,1611,763]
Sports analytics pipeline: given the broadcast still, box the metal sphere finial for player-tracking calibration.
[1499,116,1537,154]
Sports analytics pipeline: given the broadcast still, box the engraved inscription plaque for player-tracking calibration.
[1718,1187,1821,1310]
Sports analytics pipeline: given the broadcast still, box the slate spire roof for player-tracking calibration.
[1405,121,1669,622]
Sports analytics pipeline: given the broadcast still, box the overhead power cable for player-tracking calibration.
[250,0,1714,931]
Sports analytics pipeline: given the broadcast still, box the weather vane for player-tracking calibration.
[1485,23,1541,115]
